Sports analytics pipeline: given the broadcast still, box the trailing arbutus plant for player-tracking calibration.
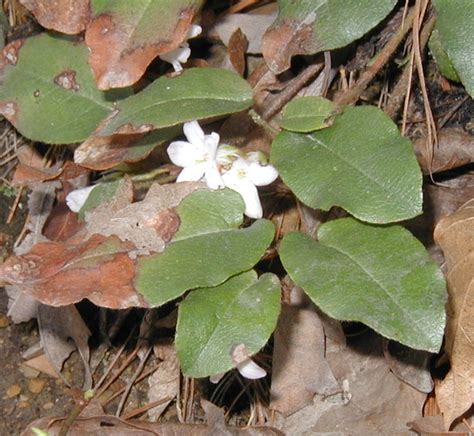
[0,0,472,431]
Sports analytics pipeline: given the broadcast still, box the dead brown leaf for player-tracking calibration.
[37,304,92,388]
[270,288,339,416]
[19,0,90,34]
[434,199,474,429]
[228,28,249,76]
[281,331,426,434]
[85,2,203,89]
[0,234,144,309]
[147,343,179,421]
[408,414,473,435]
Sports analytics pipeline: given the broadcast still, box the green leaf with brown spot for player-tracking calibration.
[263,0,397,73]
[85,0,204,89]
[0,33,130,144]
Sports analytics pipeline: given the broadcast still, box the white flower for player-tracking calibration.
[209,358,267,384]
[167,120,225,189]
[66,185,97,212]
[160,24,202,72]
[222,157,278,219]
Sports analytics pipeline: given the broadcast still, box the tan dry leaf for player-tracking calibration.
[19,0,90,34]
[434,199,474,430]
[270,290,339,416]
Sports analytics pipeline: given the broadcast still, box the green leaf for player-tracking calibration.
[78,179,123,220]
[429,27,460,82]
[136,189,275,307]
[280,219,447,352]
[97,68,254,136]
[432,0,474,97]
[271,106,422,224]
[280,96,337,132]
[263,0,397,73]
[176,270,281,378]
[0,33,130,144]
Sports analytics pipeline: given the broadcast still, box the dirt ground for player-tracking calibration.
[0,192,75,434]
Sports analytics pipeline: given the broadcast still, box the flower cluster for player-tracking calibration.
[167,120,278,219]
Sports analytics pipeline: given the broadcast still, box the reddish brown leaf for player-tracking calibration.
[0,234,146,309]
[434,200,474,429]
[228,28,249,76]
[12,162,88,186]
[19,0,90,34]
[74,127,179,170]
[85,1,203,89]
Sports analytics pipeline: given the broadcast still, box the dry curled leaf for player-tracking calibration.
[19,0,90,34]
[85,1,203,89]
[434,199,474,430]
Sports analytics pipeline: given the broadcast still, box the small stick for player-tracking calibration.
[122,397,173,420]
[6,186,24,224]
[226,0,262,15]
[334,6,416,106]
[261,63,324,120]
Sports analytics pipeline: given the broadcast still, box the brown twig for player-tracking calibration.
[334,6,416,106]
[122,397,174,420]
[261,63,324,120]
[6,186,24,224]
[225,0,263,15]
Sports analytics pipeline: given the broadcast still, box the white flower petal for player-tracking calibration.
[204,161,225,189]
[167,140,204,167]
[248,162,278,186]
[223,172,263,219]
[209,372,224,384]
[160,45,191,72]
[176,163,206,182]
[183,120,205,146]
[66,185,96,213]
[204,132,220,157]
[236,359,266,380]
[187,24,202,39]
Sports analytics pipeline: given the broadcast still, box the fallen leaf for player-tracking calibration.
[214,12,277,54]
[282,331,426,434]
[408,414,473,435]
[83,181,201,256]
[19,0,90,34]
[37,305,92,389]
[228,28,249,76]
[74,127,180,170]
[0,234,143,309]
[23,354,59,379]
[383,341,434,393]
[434,199,474,429]
[85,0,204,89]
[147,343,179,421]
[270,288,339,416]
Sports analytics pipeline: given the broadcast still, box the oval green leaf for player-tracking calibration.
[280,96,337,132]
[432,0,474,97]
[97,68,254,136]
[280,219,447,352]
[0,33,130,143]
[176,270,281,378]
[271,105,423,224]
[429,27,460,82]
[263,0,397,73]
[136,189,275,307]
